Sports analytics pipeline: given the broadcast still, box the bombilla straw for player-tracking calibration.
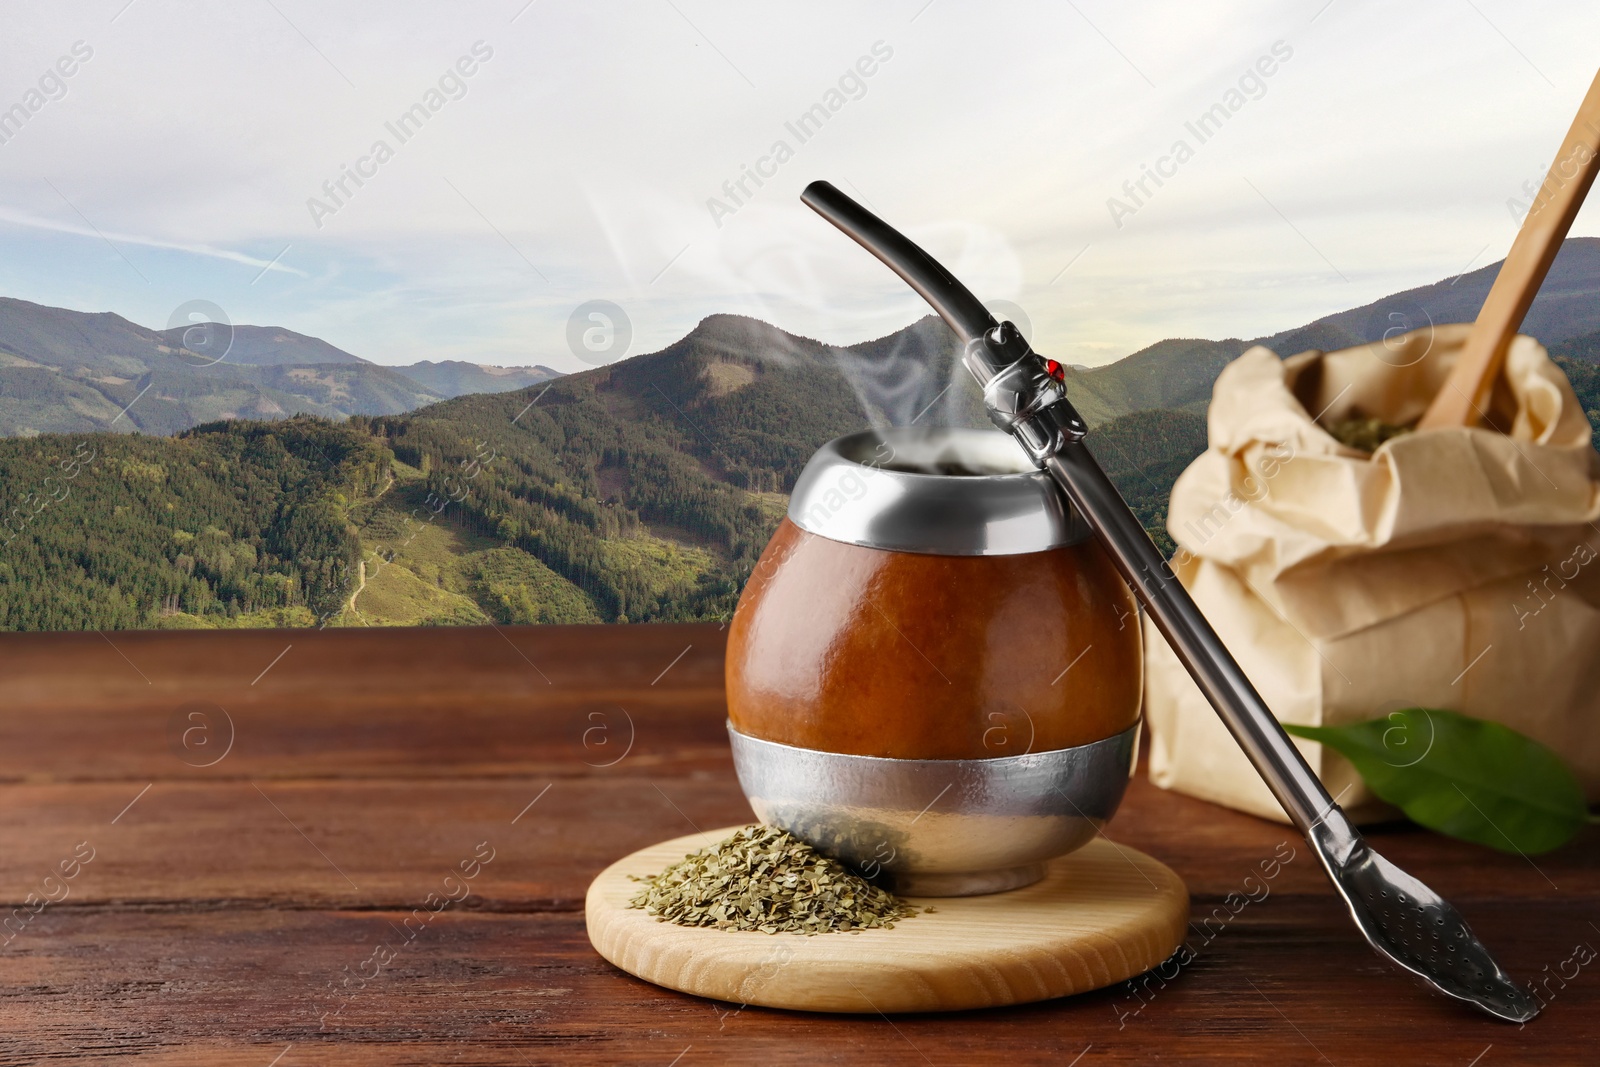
[800,182,997,345]
[800,178,1540,1024]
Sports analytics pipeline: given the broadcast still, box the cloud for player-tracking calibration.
[0,1,1596,368]
[0,205,308,278]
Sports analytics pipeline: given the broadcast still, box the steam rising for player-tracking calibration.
[583,185,1026,433]
[829,321,969,429]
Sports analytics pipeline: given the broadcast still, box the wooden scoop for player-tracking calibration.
[1418,68,1600,430]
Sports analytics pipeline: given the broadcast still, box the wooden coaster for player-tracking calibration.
[586,826,1189,1014]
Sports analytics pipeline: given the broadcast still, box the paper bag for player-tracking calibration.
[1144,323,1600,823]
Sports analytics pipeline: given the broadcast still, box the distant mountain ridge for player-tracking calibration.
[1258,236,1600,359]
[155,324,368,366]
[398,359,562,397]
[9,243,1600,631]
[4,235,1599,441]
[1035,236,1600,425]
[0,298,558,436]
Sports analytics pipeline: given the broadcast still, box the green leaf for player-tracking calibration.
[1284,708,1588,854]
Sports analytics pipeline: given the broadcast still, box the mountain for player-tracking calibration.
[1257,237,1600,359]
[1064,339,1251,423]
[150,327,559,394]
[7,234,1598,441]
[155,323,367,366]
[229,363,445,415]
[396,360,558,396]
[1061,237,1600,423]
[1550,326,1600,364]
[0,298,558,436]
[0,297,371,435]
[153,325,560,395]
[7,237,1600,631]
[0,313,1025,629]
[347,313,1221,622]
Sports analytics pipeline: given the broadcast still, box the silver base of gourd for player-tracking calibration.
[727,722,1137,897]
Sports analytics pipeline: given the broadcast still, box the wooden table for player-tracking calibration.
[1,622,1593,1065]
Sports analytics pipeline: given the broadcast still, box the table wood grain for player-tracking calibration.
[0,622,1594,1065]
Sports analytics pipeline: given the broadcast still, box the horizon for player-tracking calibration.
[10,232,1594,374]
[2,2,1598,372]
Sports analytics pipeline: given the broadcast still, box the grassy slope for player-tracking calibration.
[46,308,1600,633]
[331,460,603,627]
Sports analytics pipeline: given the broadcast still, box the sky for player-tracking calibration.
[0,0,1597,372]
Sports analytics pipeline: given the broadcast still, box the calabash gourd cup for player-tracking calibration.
[726,426,1142,895]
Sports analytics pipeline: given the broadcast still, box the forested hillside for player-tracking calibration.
[0,310,1209,631]
[360,314,878,623]
[354,312,1211,624]
[0,418,383,630]
[4,300,1597,632]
